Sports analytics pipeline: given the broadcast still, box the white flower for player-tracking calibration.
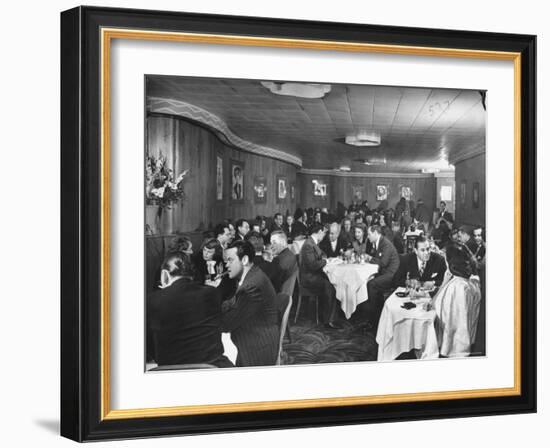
[176,170,189,184]
[151,186,165,198]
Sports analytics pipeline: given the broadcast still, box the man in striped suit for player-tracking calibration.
[221,240,279,367]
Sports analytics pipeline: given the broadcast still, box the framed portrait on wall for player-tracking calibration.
[276,175,288,202]
[473,182,480,208]
[230,160,244,202]
[216,154,223,200]
[376,184,388,201]
[253,176,267,203]
[61,6,535,442]
[290,183,295,200]
[352,185,363,201]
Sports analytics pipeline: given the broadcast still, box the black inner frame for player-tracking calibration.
[60,6,536,442]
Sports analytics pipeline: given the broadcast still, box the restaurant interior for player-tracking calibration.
[145,76,486,368]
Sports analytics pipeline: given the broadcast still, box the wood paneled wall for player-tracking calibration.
[298,173,437,214]
[147,115,298,233]
[454,153,486,228]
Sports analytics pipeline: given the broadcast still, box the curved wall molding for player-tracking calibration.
[299,168,450,179]
[147,97,303,167]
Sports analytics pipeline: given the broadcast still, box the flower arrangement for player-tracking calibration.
[145,153,189,210]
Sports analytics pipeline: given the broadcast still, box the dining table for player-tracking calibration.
[376,287,439,361]
[323,258,379,319]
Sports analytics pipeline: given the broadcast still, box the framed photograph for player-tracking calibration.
[277,175,288,202]
[376,184,388,201]
[401,186,412,201]
[61,6,536,442]
[216,154,223,200]
[254,176,267,203]
[352,185,363,201]
[230,160,245,202]
[460,180,467,207]
[473,181,480,208]
[312,179,327,197]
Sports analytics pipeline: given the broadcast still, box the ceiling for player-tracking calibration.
[146,76,486,174]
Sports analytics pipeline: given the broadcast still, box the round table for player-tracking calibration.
[323,259,378,319]
[376,288,439,361]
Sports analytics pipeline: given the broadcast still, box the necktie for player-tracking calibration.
[420,261,426,277]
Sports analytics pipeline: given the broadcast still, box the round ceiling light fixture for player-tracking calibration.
[260,81,331,99]
[345,131,381,147]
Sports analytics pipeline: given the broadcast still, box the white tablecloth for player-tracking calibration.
[323,259,378,319]
[376,288,439,361]
[222,332,238,365]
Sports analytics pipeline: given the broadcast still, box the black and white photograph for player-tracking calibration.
[277,175,288,202]
[253,176,267,203]
[145,75,487,371]
[231,160,244,201]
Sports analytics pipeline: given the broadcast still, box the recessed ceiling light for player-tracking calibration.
[338,165,351,172]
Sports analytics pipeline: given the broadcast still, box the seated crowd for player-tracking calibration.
[147,197,486,368]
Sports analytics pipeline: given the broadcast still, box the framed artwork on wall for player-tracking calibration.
[61,6,536,441]
[276,175,288,202]
[473,181,480,208]
[376,184,388,201]
[216,153,223,200]
[460,180,467,207]
[253,176,267,203]
[230,159,245,202]
[401,186,412,201]
[352,185,363,201]
[312,179,327,197]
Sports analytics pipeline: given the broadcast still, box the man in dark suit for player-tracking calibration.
[362,225,401,326]
[319,222,350,258]
[299,223,339,327]
[271,213,284,233]
[234,218,250,241]
[147,252,233,367]
[393,236,447,288]
[221,240,279,367]
[245,231,280,288]
[269,230,298,293]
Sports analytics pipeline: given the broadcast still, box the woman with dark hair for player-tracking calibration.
[432,243,481,357]
[293,208,308,237]
[351,223,370,256]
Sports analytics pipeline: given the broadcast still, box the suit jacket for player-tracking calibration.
[352,239,371,256]
[368,236,400,278]
[393,252,447,287]
[319,236,349,258]
[147,279,229,367]
[270,247,298,292]
[299,236,327,289]
[221,265,279,367]
[252,255,281,290]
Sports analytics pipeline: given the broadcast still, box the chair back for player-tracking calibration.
[280,264,298,297]
[275,292,292,365]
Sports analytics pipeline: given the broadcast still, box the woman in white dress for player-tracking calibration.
[432,243,482,357]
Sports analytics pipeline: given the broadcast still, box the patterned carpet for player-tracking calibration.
[282,303,379,365]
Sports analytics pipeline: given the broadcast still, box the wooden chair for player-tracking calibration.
[280,266,298,343]
[294,276,320,325]
[275,292,293,365]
